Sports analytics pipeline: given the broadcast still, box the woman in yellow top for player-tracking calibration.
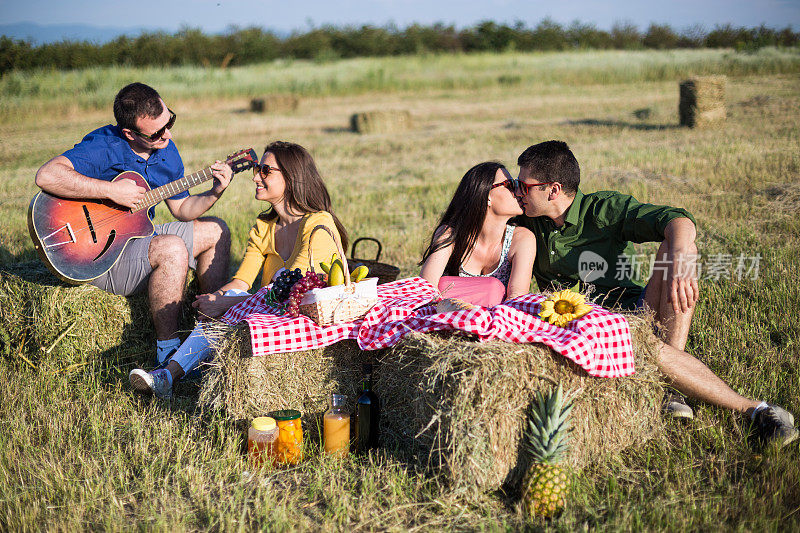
[130,141,348,399]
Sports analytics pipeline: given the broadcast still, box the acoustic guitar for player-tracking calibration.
[28,148,258,284]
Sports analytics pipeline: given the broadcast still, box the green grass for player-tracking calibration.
[1,49,799,530]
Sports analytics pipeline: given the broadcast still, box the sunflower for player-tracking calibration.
[538,290,592,327]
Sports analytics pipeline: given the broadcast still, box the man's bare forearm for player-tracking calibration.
[35,156,112,199]
[664,217,697,252]
[168,190,222,221]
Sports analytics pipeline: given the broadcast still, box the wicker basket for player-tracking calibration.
[348,237,400,285]
[299,225,378,325]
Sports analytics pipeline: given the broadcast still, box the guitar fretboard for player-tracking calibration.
[131,167,216,212]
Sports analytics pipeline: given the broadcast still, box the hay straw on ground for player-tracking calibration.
[250,95,300,113]
[350,110,413,134]
[199,313,663,492]
[679,76,726,128]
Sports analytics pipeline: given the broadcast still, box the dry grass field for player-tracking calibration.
[1,48,799,530]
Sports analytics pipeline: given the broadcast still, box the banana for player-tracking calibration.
[351,265,369,282]
[319,261,331,274]
[328,261,345,286]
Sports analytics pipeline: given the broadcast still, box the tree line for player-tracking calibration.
[2,20,798,74]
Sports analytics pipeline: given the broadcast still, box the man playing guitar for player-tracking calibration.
[34,82,233,366]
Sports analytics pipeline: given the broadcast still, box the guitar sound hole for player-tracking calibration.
[93,230,116,261]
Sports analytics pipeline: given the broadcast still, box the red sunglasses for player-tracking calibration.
[516,179,556,195]
[492,178,556,195]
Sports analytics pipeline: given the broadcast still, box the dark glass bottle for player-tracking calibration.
[354,363,380,453]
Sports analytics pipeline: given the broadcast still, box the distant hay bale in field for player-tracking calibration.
[765,182,800,214]
[199,314,663,492]
[250,94,300,114]
[350,110,412,134]
[679,76,726,128]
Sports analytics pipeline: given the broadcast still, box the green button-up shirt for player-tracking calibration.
[513,188,696,310]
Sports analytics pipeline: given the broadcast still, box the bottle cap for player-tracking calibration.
[252,416,277,431]
[332,393,347,407]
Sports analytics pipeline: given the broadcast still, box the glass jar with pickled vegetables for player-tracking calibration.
[268,409,304,465]
[247,416,278,466]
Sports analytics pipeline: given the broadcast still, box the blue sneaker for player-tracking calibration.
[129,368,173,400]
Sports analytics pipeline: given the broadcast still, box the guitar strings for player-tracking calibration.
[44,153,253,244]
[50,166,215,240]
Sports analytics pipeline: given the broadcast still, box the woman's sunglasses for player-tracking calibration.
[130,109,177,141]
[492,178,556,195]
[253,163,282,179]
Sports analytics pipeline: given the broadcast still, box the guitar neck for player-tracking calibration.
[132,166,215,212]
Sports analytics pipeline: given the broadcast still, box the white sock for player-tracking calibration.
[751,401,769,420]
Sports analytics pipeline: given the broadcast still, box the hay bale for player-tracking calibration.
[0,261,199,366]
[679,76,726,128]
[200,314,663,493]
[198,324,370,436]
[377,317,663,493]
[250,94,300,114]
[350,110,413,134]
[0,262,152,364]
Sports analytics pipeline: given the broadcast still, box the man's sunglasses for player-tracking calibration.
[492,178,556,195]
[130,109,176,141]
[253,163,282,178]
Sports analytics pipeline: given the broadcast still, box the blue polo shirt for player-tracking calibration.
[62,124,187,219]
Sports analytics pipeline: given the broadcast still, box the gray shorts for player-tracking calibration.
[89,220,196,296]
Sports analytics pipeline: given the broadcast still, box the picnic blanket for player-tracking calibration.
[221,277,636,378]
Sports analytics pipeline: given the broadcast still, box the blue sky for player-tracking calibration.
[1,0,799,41]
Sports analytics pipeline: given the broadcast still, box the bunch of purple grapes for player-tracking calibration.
[286,271,327,317]
[272,268,304,302]
[263,268,304,306]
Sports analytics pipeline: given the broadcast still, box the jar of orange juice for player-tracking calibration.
[268,410,303,465]
[247,416,278,466]
[323,393,351,456]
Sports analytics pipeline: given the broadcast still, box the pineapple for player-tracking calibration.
[521,383,575,518]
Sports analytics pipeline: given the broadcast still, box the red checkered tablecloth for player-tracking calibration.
[221,277,636,378]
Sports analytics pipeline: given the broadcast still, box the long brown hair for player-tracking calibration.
[420,161,506,275]
[257,141,348,250]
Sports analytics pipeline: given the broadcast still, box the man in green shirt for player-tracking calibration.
[513,140,797,448]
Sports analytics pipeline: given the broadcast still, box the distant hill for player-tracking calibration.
[0,22,157,44]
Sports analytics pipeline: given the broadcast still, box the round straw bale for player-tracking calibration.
[679,76,726,128]
[350,110,413,134]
